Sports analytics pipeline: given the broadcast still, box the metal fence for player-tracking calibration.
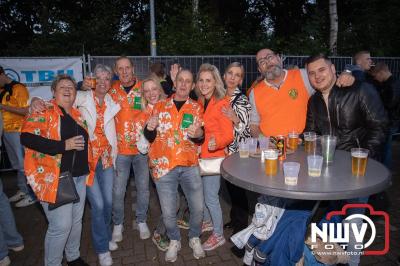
[89,55,400,88]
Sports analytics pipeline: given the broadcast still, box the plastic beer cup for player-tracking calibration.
[304,131,317,153]
[351,148,369,176]
[320,135,337,164]
[264,149,279,176]
[288,131,299,151]
[307,155,323,177]
[239,140,249,158]
[283,162,300,185]
[87,72,96,90]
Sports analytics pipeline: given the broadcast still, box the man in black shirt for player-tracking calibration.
[369,62,400,168]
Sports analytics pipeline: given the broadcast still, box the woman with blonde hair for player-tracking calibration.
[196,63,234,251]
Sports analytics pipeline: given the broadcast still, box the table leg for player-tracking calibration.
[307,200,321,226]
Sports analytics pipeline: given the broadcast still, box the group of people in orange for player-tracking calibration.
[0,48,398,266]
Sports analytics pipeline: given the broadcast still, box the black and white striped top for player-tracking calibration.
[227,87,252,154]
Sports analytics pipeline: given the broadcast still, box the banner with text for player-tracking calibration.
[0,57,83,100]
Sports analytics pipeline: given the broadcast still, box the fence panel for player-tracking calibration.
[89,55,400,89]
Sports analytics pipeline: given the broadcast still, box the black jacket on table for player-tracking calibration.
[305,81,389,161]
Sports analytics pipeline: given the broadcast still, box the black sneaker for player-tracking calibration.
[67,257,89,266]
[230,246,245,258]
[224,221,235,229]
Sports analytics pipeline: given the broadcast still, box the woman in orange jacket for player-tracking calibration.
[196,63,234,251]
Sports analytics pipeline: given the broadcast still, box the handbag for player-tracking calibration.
[198,157,224,176]
[48,167,80,211]
[48,113,80,210]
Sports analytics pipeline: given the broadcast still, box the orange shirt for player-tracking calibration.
[133,104,153,145]
[91,95,113,169]
[22,100,94,203]
[109,80,142,155]
[200,96,234,159]
[148,97,203,179]
[0,82,29,132]
[246,79,262,98]
[253,69,309,136]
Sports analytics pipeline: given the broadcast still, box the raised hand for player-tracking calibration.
[208,134,217,151]
[221,105,240,124]
[170,63,181,85]
[146,113,159,131]
[336,71,355,87]
[81,76,92,91]
[188,120,203,139]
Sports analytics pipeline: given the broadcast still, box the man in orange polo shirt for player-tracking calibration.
[108,57,151,242]
[0,66,36,207]
[249,48,355,137]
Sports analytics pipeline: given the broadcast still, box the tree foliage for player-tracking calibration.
[0,0,399,56]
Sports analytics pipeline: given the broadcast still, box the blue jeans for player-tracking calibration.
[112,154,149,225]
[3,132,35,199]
[87,161,114,254]
[203,175,223,236]
[0,178,23,261]
[155,187,188,235]
[154,166,204,240]
[40,175,86,266]
[383,124,399,169]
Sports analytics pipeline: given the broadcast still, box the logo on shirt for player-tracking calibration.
[288,88,298,99]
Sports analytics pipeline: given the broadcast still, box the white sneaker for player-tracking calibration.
[0,256,10,266]
[15,196,36,207]
[189,237,206,259]
[112,224,123,242]
[9,191,26,202]
[165,240,181,263]
[98,251,113,266]
[109,241,118,251]
[137,222,151,239]
[9,244,24,252]
[243,249,254,265]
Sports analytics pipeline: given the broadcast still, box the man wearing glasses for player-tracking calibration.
[249,48,354,137]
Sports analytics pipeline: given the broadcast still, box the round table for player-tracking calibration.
[221,149,391,201]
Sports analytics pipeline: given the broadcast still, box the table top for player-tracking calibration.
[221,149,391,200]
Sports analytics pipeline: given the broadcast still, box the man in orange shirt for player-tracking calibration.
[249,48,354,137]
[144,69,206,262]
[108,57,151,242]
[0,66,36,207]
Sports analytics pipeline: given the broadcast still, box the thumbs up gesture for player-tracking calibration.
[188,120,203,138]
[147,113,159,131]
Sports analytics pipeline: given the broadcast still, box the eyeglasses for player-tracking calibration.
[257,54,276,65]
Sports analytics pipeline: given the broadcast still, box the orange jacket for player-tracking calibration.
[253,69,309,136]
[109,80,142,155]
[199,96,234,159]
[148,96,203,179]
[0,82,29,132]
[22,100,95,203]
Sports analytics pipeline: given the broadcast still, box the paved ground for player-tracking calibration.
[2,141,400,265]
